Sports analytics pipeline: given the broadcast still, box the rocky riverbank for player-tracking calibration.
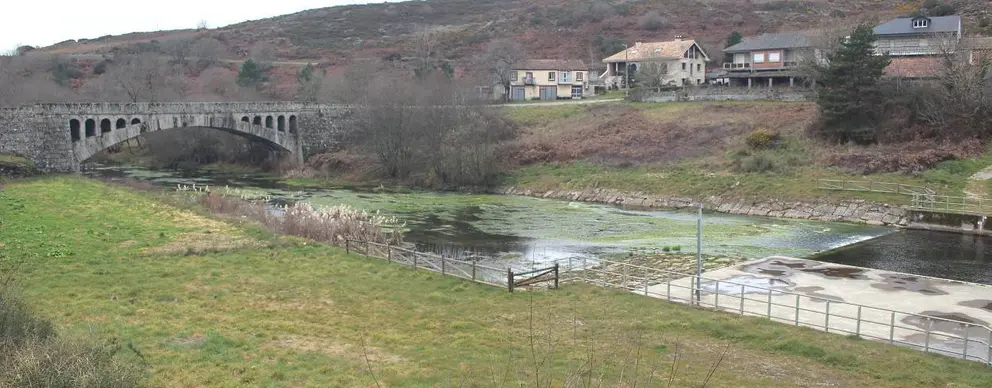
[497,187,908,227]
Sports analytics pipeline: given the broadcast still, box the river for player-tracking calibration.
[85,164,900,259]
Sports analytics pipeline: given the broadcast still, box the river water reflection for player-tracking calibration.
[86,165,895,266]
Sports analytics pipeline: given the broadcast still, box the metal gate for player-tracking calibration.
[539,86,557,101]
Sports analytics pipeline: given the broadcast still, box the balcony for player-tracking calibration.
[523,77,536,85]
[724,62,751,71]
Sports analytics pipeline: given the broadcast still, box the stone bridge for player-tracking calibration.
[0,102,354,172]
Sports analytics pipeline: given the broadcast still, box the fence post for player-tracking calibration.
[507,269,514,293]
[413,254,418,269]
[472,261,477,281]
[554,263,559,289]
[690,277,695,306]
[582,258,588,283]
[924,318,932,353]
[824,301,831,333]
[987,330,991,366]
[363,241,369,257]
[714,280,720,309]
[667,281,671,301]
[794,295,800,326]
[767,289,773,318]
[963,325,970,360]
[890,312,896,344]
[739,285,745,315]
[856,306,862,337]
[622,265,628,290]
[442,257,446,275]
[346,240,350,254]
[387,245,392,263]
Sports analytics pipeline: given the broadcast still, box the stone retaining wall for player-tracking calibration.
[497,187,908,227]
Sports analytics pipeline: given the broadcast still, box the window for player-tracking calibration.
[560,71,572,83]
[576,72,583,81]
[697,64,701,71]
[913,18,929,28]
[753,53,765,63]
[682,63,686,70]
[548,72,556,81]
[525,72,533,78]
[768,52,781,62]
[510,71,518,82]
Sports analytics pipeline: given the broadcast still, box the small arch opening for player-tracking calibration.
[85,119,96,137]
[241,116,250,123]
[70,119,81,142]
[131,118,141,126]
[100,119,112,134]
[277,115,286,132]
[253,116,262,126]
[116,118,126,129]
[265,116,274,129]
[289,115,298,134]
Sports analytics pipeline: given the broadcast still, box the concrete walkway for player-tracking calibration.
[649,257,992,363]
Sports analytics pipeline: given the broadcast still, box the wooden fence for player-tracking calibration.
[345,240,559,292]
[910,193,992,215]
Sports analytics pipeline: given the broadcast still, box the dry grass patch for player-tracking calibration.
[141,230,260,256]
[268,336,403,363]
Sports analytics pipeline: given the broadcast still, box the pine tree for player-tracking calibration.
[726,31,743,48]
[236,59,268,88]
[815,23,891,144]
[296,62,323,102]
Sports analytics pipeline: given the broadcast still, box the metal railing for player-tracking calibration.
[723,62,751,69]
[543,257,992,365]
[817,179,936,197]
[910,193,992,215]
[345,240,508,288]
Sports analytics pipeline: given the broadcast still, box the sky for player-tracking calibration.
[0,0,406,52]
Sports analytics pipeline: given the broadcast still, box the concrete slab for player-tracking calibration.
[646,257,992,364]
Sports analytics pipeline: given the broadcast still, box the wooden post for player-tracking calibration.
[442,258,446,275]
[413,254,418,269]
[364,241,369,257]
[345,240,350,254]
[472,261,477,281]
[508,269,514,293]
[554,263,559,289]
[387,245,391,263]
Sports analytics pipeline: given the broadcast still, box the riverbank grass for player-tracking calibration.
[2,176,991,387]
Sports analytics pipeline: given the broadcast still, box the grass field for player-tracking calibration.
[502,101,992,204]
[2,176,992,386]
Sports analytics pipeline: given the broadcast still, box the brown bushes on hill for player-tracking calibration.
[820,139,983,174]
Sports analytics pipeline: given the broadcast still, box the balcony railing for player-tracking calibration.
[724,62,751,70]
[723,62,801,71]
[523,77,536,85]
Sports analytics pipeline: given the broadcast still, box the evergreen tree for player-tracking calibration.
[726,31,743,48]
[815,23,891,144]
[296,62,323,102]
[236,59,268,88]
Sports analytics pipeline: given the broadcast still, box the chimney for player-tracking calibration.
[674,34,684,41]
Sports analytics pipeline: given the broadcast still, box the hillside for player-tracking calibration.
[38,0,986,70]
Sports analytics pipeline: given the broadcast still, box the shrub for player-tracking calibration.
[0,280,141,388]
[745,129,780,150]
[638,11,668,30]
[93,60,110,75]
[930,3,955,16]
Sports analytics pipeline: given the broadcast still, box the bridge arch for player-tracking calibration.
[116,118,126,130]
[71,113,299,164]
[84,119,96,138]
[100,119,112,134]
[265,116,274,129]
[289,115,298,133]
[277,115,286,132]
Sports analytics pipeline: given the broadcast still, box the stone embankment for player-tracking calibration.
[498,187,908,227]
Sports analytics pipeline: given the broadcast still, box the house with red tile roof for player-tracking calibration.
[600,36,710,89]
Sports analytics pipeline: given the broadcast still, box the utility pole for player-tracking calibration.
[624,43,630,97]
[695,203,703,305]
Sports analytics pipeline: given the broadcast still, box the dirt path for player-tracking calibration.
[963,166,992,199]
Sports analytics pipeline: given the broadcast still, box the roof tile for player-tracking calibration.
[602,40,703,62]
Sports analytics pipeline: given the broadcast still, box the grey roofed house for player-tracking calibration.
[873,15,962,36]
[724,32,812,53]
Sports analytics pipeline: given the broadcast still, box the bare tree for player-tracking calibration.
[191,67,238,100]
[190,37,227,67]
[636,61,671,88]
[86,53,185,102]
[477,39,526,101]
[913,37,992,139]
[0,55,80,107]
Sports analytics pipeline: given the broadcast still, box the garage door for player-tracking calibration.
[510,87,525,101]
[539,86,557,101]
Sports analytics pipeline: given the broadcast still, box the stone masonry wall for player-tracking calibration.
[298,105,357,158]
[498,187,909,227]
